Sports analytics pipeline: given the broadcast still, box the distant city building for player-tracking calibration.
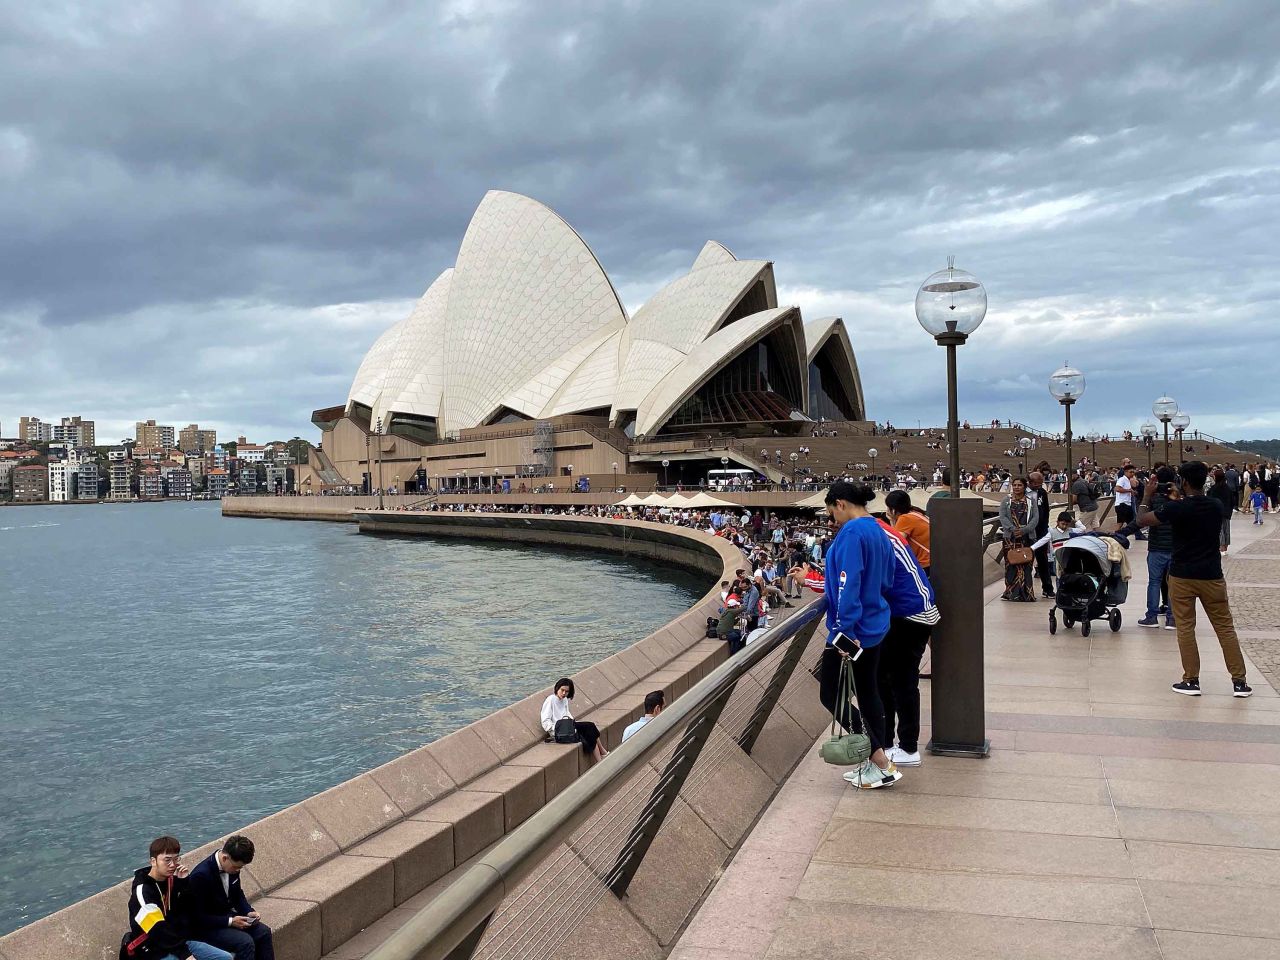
[135,420,176,451]
[19,417,53,443]
[13,464,49,502]
[48,459,75,501]
[236,443,268,462]
[0,457,22,495]
[185,456,206,489]
[236,463,260,494]
[109,453,136,500]
[52,416,96,447]
[209,445,228,469]
[162,467,192,498]
[76,461,100,500]
[205,468,229,498]
[138,467,164,499]
[178,424,217,455]
[265,463,290,494]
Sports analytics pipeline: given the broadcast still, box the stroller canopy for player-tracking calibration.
[1059,536,1114,578]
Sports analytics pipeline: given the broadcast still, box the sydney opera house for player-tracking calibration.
[302,190,866,494]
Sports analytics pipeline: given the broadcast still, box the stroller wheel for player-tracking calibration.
[1063,614,1075,629]
[1109,608,1122,632]
[1049,610,1057,635]
[1081,618,1092,637]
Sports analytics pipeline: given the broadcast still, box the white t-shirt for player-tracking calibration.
[540,694,573,733]
[1115,475,1134,507]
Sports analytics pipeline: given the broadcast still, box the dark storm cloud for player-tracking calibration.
[2,0,1279,440]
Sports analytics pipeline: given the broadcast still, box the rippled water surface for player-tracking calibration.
[0,501,706,935]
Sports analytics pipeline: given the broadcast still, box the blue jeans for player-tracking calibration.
[157,943,233,960]
[1146,550,1173,619]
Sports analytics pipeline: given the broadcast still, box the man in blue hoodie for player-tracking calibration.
[822,480,901,789]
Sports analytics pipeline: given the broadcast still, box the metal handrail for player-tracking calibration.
[364,600,827,960]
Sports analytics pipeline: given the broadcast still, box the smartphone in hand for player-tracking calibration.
[831,632,863,661]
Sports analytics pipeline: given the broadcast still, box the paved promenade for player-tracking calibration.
[672,518,1280,959]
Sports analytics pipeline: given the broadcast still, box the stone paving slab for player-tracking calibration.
[671,514,1280,959]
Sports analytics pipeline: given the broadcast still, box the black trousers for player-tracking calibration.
[818,645,886,753]
[1033,541,1054,592]
[878,619,933,753]
[201,923,274,960]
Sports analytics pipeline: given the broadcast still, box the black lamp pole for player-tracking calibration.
[937,332,966,499]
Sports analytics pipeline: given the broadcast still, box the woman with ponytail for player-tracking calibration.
[820,480,901,789]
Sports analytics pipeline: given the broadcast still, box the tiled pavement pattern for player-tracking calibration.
[672,517,1280,959]
[1226,522,1280,687]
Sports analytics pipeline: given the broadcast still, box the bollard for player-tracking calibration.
[926,495,990,757]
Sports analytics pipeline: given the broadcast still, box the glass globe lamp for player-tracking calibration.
[915,263,987,340]
[1152,396,1178,422]
[1140,422,1157,439]
[1019,437,1033,450]
[1171,411,1190,431]
[868,447,879,459]
[1048,365,1085,404]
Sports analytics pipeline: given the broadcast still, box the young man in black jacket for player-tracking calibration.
[124,836,231,960]
[181,836,274,960]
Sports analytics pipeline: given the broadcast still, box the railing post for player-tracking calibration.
[605,685,734,897]
[443,915,492,960]
[737,619,819,754]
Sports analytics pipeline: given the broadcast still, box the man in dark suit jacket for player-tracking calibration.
[182,836,274,960]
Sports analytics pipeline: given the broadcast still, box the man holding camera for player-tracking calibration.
[1131,461,1251,698]
[183,836,274,960]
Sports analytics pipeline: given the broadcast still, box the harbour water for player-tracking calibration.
[0,501,705,935]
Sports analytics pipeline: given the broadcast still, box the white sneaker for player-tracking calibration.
[887,746,922,767]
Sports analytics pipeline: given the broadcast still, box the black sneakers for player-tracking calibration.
[1172,679,1201,696]
[1234,679,1253,698]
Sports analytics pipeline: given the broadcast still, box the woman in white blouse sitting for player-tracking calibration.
[540,677,607,761]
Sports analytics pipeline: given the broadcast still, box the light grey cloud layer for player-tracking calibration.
[2,0,1278,443]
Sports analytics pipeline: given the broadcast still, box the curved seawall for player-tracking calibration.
[2,514,804,960]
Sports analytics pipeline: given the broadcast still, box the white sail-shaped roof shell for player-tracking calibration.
[440,191,628,433]
[635,307,807,436]
[343,190,865,439]
[373,268,453,427]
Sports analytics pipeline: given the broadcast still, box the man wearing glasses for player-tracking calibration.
[124,836,231,960]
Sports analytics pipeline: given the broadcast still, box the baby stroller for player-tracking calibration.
[1048,536,1128,637]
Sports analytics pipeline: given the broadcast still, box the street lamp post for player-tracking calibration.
[661,458,670,488]
[868,447,878,477]
[1171,411,1190,464]
[789,451,799,486]
[612,461,618,491]
[915,258,989,759]
[364,429,373,497]
[1086,431,1100,467]
[1141,422,1158,470]
[375,417,385,510]
[1153,395,1177,466]
[1019,437,1033,475]
[1048,364,1085,481]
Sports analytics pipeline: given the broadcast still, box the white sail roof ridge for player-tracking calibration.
[803,315,865,419]
[375,268,454,425]
[347,316,408,412]
[634,306,805,435]
[691,240,737,271]
[612,259,773,418]
[542,324,626,417]
[440,190,628,434]
[499,318,624,417]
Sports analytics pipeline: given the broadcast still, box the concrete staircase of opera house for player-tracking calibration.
[737,425,1246,482]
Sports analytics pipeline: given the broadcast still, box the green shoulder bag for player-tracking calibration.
[819,655,872,766]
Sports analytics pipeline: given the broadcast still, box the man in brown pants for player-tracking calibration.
[1134,461,1252,698]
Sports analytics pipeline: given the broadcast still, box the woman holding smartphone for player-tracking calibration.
[820,480,900,789]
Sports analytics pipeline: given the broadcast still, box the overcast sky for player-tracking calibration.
[2,0,1278,445]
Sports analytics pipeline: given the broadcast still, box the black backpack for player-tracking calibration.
[705,616,719,638]
[553,717,580,744]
